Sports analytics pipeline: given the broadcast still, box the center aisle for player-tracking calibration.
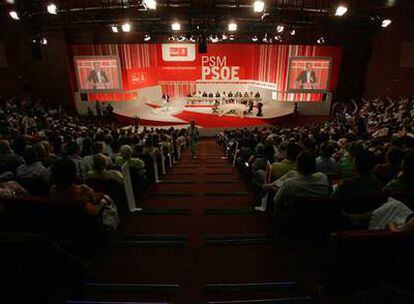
[80,139,322,304]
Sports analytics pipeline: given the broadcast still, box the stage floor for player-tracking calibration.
[113,98,295,128]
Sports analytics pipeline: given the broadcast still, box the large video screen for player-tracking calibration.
[75,56,122,91]
[287,57,332,93]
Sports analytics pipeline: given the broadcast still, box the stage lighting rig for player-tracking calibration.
[142,0,157,10]
[9,11,20,20]
[335,5,348,17]
[253,1,265,13]
[47,3,57,15]
[381,19,392,28]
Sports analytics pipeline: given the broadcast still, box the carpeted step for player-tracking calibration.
[110,234,187,247]
[204,281,296,293]
[205,234,271,246]
[205,208,256,215]
[207,296,312,304]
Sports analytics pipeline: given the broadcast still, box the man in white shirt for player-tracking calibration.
[273,151,330,217]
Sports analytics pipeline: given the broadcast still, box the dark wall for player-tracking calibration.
[0,16,72,108]
[364,7,414,98]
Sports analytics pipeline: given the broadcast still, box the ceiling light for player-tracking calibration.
[290,29,296,35]
[229,35,235,41]
[276,25,284,33]
[171,22,181,31]
[252,35,258,42]
[144,34,151,41]
[178,35,186,41]
[222,33,228,40]
[111,26,119,33]
[335,5,348,17]
[253,1,265,13]
[143,0,157,10]
[40,37,48,45]
[228,22,237,32]
[9,11,20,20]
[47,3,57,15]
[168,35,176,41]
[122,22,131,32]
[6,0,15,4]
[189,36,196,42]
[381,19,392,28]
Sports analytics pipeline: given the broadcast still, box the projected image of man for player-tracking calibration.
[296,63,317,90]
[87,62,109,89]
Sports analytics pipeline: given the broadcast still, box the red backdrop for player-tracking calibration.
[68,43,341,102]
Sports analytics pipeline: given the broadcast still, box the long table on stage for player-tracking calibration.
[185,96,262,107]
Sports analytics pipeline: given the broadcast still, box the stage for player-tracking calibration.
[111,97,296,128]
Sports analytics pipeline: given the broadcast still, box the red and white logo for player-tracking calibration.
[162,44,195,62]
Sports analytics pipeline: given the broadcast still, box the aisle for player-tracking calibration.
[73,139,322,304]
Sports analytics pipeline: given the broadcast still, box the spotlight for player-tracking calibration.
[229,35,235,41]
[9,11,20,20]
[144,34,151,41]
[222,33,228,40]
[189,36,196,42]
[171,22,181,31]
[290,29,296,36]
[111,26,119,33]
[178,35,186,41]
[228,22,237,32]
[143,0,157,10]
[381,19,392,28]
[253,1,265,13]
[168,35,176,41]
[122,22,131,32]
[335,5,348,17]
[276,25,284,33]
[6,0,15,4]
[317,36,326,44]
[40,37,48,45]
[251,35,259,42]
[47,3,57,15]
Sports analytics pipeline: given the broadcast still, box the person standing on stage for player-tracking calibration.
[257,101,263,117]
[188,121,198,159]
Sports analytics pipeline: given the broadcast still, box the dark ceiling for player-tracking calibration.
[0,0,411,43]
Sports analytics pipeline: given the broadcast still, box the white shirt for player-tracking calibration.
[306,70,312,83]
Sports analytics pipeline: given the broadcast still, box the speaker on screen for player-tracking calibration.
[198,36,207,54]
[80,93,88,102]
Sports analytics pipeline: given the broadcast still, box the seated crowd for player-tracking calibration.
[218,96,414,235]
[0,97,190,230]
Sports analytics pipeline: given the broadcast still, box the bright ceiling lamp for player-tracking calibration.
[228,22,237,32]
[317,36,326,44]
[276,25,284,33]
[171,22,181,31]
[47,3,57,15]
[290,29,296,35]
[253,1,265,13]
[111,25,119,33]
[122,22,131,32]
[143,0,157,10]
[335,5,348,17]
[9,11,20,20]
[251,35,259,42]
[144,34,151,41]
[381,19,392,28]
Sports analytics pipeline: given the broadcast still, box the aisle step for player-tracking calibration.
[205,234,271,246]
[207,296,312,304]
[205,191,249,196]
[81,282,180,292]
[205,208,256,215]
[204,281,296,293]
[149,192,195,197]
[110,234,187,247]
[160,180,197,184]
[141,208,192,215]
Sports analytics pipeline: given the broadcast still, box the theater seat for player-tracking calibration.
[325,229,414,292]
[0,196,107,260]
[0,232,85,303]
[86,177,127,212]
[279,196,344,239]
[340,193,386,214]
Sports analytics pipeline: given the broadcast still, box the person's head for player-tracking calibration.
[190,120,195,127]
[91,141,105,155]
[348,142,364,160]
[23,145,41,164]
[0,140,11,154]
[296,151,316,176]
[385,146,404,166]
[65,141,79,156]
[286,143,303,162]
[354,150,376,176]
[93,153,107,172]
[320,142,336,158]
[93,62,101,71]
[120,145,133,160]
[51,158,77,191]
[401,151,414,181]
[305,63,312,71]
